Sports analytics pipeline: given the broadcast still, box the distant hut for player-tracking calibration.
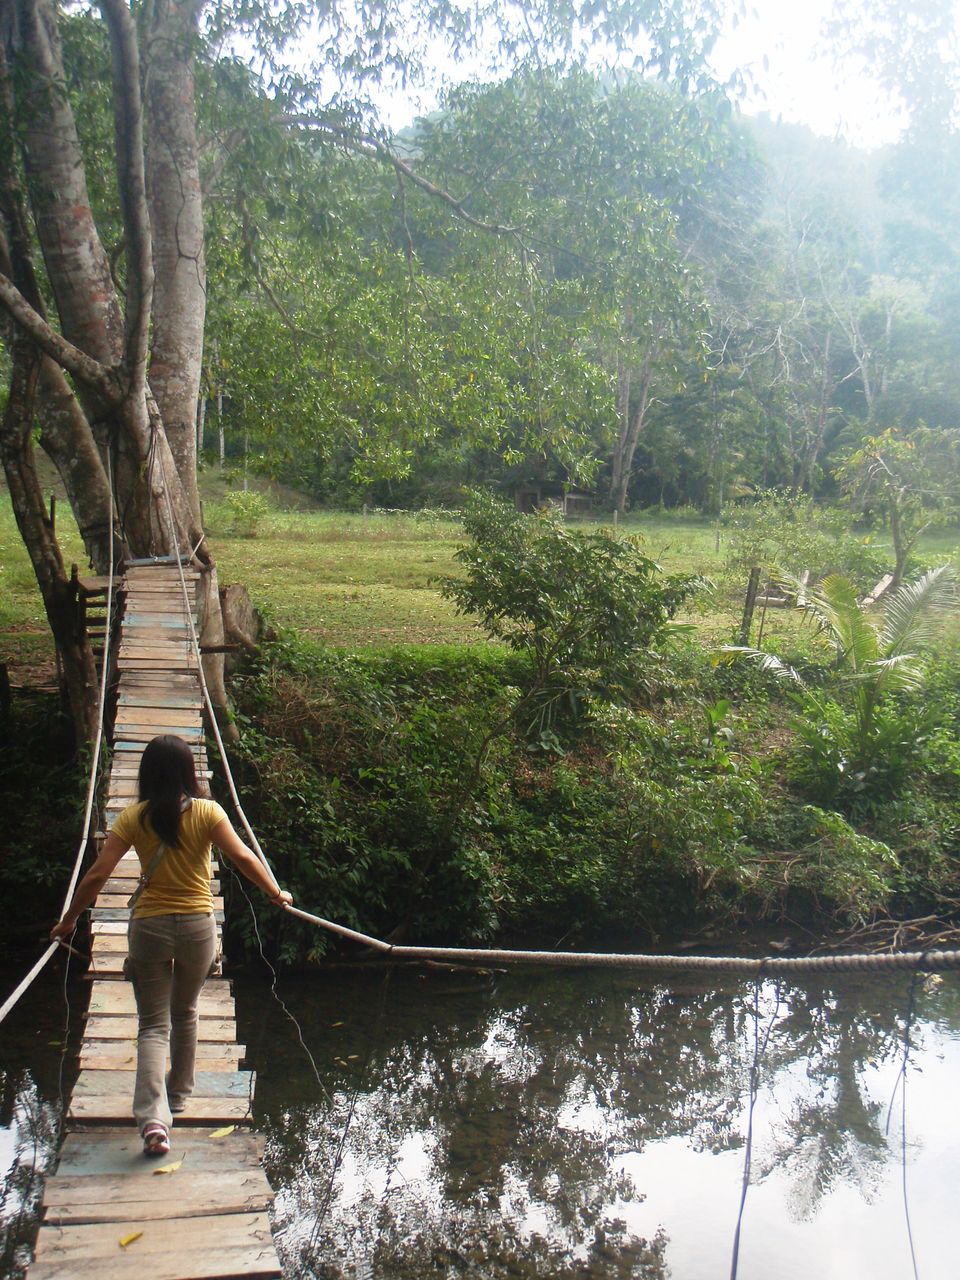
[513,483,594,517]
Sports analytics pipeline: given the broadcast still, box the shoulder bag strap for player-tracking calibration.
[127,841,169,910]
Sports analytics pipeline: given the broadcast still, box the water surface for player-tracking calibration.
[3,961,959,1278]
[237,966,960,1279]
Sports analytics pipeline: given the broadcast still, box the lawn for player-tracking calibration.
[2,475,958,679]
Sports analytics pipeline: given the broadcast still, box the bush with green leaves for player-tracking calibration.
[733,565,959,806]
[221,489,271,537]
[218,632,921,965]
[439,492,696,738]
[724,488,887,590]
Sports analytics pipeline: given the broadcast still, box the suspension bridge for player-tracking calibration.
[25,559,281,1280]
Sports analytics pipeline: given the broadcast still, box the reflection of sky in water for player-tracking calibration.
[256,972,960,1279]
[0,968,75,1279]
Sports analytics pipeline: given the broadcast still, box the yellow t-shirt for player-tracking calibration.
[110,798,228,919]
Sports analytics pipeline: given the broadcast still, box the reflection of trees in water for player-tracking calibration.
[250,970,955,1279]
[755,983,910,1220]
[0,976,78,1280]
[0,1075,60,1279]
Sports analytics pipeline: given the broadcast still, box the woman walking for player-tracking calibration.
[51,735,292,1156]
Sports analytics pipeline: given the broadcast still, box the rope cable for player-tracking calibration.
[729,974,781,1280]
[886,973,922,1280]
[0,454,117,1027]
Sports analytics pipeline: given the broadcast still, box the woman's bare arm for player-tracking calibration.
[211,818,293,905]
[51,832,130,939]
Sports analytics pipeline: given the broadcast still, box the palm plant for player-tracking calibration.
[729,565,958,798]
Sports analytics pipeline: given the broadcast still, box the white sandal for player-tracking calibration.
[143,1123,170,1157]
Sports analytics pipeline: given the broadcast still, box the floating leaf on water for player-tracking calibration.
[153,1156,184,1175]
[119,1231,143,1248]
[209,1125,235,1139]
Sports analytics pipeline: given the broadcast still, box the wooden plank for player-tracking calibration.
[54,1129,265,1177]
[42,1169,273,1224]
[30,1212,278,1279]
[124,612,194,623]
[77,575,122,596]
[115,656,195,667]
[114,705,201,722]
[116,694,204,709]
[118,648,196,660]
[74,1071,252,1100]
[120,671,199,682]
[85,1017,236,1041]
[86,982,233,1014]
[79,1048,245,1071]
[69,1093,251,1123]
[114,722,203,739]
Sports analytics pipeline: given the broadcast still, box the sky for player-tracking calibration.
[708,0,903,149]
[369,0,910,150]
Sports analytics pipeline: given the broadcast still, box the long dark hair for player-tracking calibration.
[137,735,201,847]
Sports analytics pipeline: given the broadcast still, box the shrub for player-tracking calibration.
[724,488,887,590]
[438,492,697,736]
[222,489,270,536]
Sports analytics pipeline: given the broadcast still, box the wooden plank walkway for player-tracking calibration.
[29,562,282,1280]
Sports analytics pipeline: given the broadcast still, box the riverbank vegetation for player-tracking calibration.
[2,470,959,965]
[3,483,960,962]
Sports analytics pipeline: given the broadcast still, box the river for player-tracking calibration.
[2,962,959,1278]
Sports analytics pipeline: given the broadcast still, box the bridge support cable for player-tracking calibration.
[0,463,118,1027]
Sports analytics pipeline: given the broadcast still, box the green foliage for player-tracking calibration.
[0,697,83,932]
[835,426,960,582]
[216,490,272,537]
[221,629,927,965]
[439,493,696,731]
[742,565,960,804]
[745,804,898,924]
[724,489,887,588]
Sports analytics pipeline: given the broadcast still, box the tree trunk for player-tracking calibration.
[36,359,118,573]
[609,344,657,515]
[218,388,225,465]
[0,344,99,742]
[1,0,234,744]
[144,0,206,530]
[11,0,124,368]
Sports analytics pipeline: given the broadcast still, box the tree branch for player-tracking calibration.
[0,271,120,401]
[289,116,525,240]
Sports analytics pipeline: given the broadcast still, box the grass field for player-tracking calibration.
[3,474,959,681]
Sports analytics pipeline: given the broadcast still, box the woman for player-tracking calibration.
[51,734,292,1156]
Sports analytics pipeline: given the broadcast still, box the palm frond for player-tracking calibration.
[846,653,926,697]
[789,572,880,671]
[879,565,958,657]
[719,646,807,688]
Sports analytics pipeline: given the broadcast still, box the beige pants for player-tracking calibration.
[127,912,218,1132]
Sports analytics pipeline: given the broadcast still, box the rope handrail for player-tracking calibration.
[281,904,960,974]
[0,463,117,1027]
